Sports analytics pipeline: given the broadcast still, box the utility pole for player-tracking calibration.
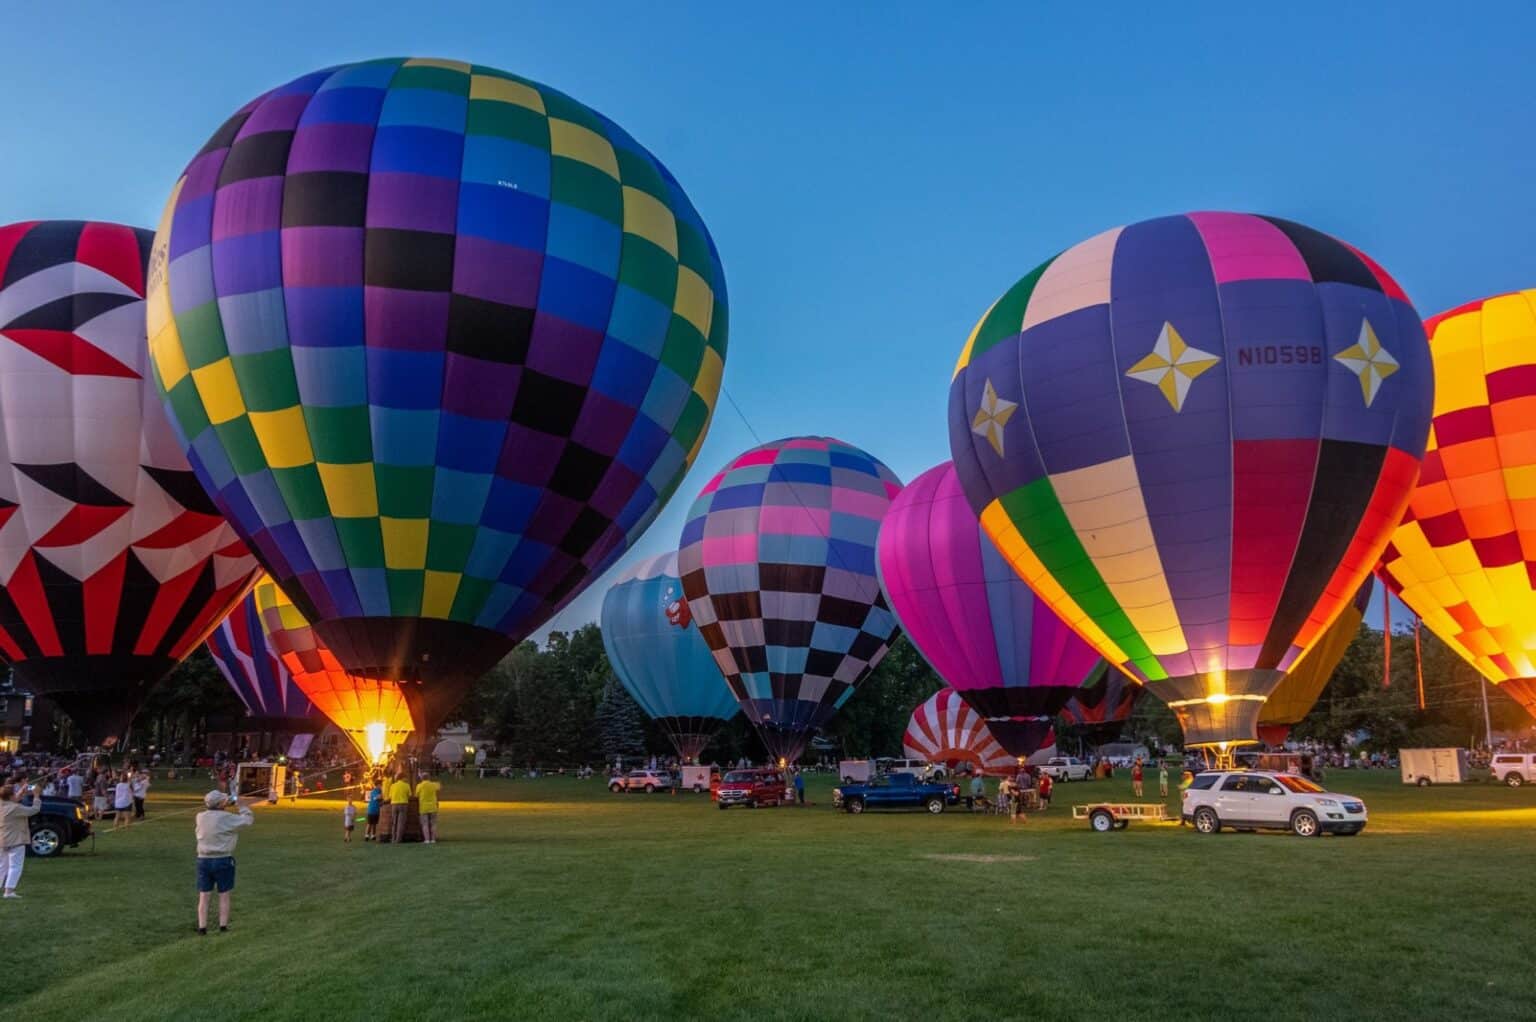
[1479,677,1494,750]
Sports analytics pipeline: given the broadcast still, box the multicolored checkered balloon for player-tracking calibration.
[145,59,728,732]
[678,437,902,764]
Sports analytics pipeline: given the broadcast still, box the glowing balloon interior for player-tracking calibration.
[253,575,412,762]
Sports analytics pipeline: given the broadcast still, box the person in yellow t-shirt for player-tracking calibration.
[415,773,442,845]
[387,776,412,844]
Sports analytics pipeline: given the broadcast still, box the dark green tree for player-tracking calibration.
[593,677,647,762]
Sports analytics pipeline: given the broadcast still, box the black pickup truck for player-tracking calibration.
[25,794,92,857]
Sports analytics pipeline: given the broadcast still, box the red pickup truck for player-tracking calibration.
[715,769,788,809]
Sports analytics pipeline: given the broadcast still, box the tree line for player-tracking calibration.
[28,617,1536,760]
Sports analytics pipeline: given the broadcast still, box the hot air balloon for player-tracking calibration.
[1379,290,1536,720]
[678,437,902,764]
[950,212,1433,753]
[600,550,737,761]
[206,578,317,734]
[253,575,413,762]
[877,462,1107,757]
[1255,577,1372,746]
[1059,671,1143,734]
[0,220,262,743]
[145,58,728,740]
[903,689,1014,775]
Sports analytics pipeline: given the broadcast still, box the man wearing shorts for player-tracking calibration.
[194,790,253,935]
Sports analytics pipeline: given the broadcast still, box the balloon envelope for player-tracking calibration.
[903,689,1014,775]
[877,462,1106,756]
[1059,671,1144,732]
[206,577,317,730]
[253,575,413,761]
[678,437,902,764]
[600,550,737,761]
[949,212,1432,746]
[0,220,261,741]
[146,58,728,736]
[1257,576,1373,743]
[1380,291,1536,720]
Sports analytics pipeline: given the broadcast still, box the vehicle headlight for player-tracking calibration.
[1316,798,1339,807]
[74,806,84,820]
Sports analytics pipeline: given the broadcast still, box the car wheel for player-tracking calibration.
[746,800,757,809]
[1507,773,1524,788]
[29,821,64,858]
[717,802,728,811]
[644,784,655,794]
[1090,810,1114,832]
[1416,777,1431,787]
[1291,809,1321,837]
[1193,807,1220,834]
[925,796,944,815]
[609,783,622,793]
[847,798,865,815]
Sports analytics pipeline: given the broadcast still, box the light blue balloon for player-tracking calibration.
[600,551,739,761]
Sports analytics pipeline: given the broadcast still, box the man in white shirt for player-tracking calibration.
[131,773,150,819]
[194,791,254,935]
[65,771,84,800]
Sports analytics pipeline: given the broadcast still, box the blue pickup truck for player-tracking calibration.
[832,773,962,815]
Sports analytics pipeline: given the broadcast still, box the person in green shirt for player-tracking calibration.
[387,776,412,844]
[415,773,442,845]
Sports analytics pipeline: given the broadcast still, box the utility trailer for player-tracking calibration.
[1073,802,1170,832]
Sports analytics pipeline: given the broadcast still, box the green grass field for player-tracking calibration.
[8,769,1536,1021]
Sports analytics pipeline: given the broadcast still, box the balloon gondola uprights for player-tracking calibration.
[948,213,1433,748]
[143,58,729,732]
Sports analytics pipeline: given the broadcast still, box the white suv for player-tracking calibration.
[1039,756,1092,782]
[1491,752,1536,787]
[1182,771,1366,837]
[609,769,674,793]
[877,758,942,780]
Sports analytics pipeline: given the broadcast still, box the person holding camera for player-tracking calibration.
[1,781,41,898]
[194,790,253,934]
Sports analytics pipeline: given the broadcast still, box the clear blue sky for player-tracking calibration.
[4,2,1533,638]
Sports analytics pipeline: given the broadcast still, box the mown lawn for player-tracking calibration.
[7,769,1535,1021]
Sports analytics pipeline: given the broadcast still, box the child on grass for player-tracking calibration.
[343,796,357,843]
[364,783,382,841]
